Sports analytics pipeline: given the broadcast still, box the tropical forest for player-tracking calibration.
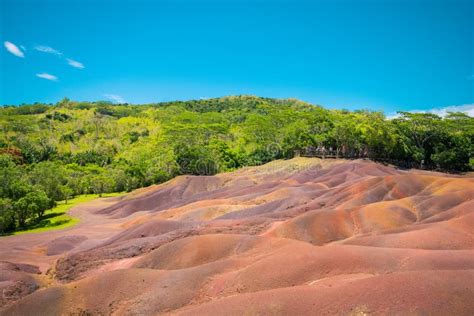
[1,95,473,233]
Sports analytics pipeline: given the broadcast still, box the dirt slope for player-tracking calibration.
[1,158,473,315]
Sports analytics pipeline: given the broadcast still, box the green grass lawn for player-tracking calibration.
[11,192,124,235]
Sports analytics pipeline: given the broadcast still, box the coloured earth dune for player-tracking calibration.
[1,158,473,315]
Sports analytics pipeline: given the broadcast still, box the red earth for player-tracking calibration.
[1,158,473,315]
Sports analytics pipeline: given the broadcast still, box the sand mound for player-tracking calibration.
[175,270,474,315]
[2,158,474,314]
[132,234,260,270]
[0,262,41,308]
[45,235,87,256]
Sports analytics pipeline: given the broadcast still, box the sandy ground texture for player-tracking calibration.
[1,158,473,315]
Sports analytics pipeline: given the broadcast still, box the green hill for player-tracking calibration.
[0,95,473,233]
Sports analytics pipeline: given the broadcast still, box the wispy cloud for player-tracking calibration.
[36,73,58,81]
[34,45,62,56]
[66,58,85,69]
[388,104,474,119]
[104,94,126,103]
[4,41,25,58]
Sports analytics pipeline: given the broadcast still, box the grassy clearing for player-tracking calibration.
[11,192,124,235]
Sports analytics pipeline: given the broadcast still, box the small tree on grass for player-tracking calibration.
[13,189,51,225]
[13,197,33,227]
[60,185,74,204]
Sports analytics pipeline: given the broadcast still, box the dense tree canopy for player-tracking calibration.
[1,96,473,233]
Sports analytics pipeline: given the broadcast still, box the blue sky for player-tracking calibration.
[0,0,473,115]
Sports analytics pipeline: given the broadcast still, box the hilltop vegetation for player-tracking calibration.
[0,95,473,233]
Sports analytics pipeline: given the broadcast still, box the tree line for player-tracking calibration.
[0,96,472,233]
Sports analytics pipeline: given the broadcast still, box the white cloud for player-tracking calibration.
[388,104,474,119]
[36,73,58,81]
[34,45,62,56]
[426,104,474,117]
[66,58,85,69]
[104,94,126,103]
[4,41,25,58]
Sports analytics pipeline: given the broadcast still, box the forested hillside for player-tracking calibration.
[1,95,473,233]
